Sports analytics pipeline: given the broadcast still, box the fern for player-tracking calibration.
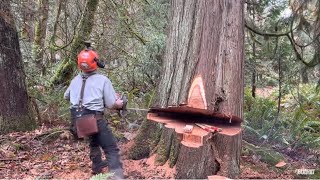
[90,172,114,180]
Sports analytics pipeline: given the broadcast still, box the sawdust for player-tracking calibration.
[121,139,176,179]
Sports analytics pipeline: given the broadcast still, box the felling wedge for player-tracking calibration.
[195,123,222,133]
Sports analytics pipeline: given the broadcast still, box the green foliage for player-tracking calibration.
[244,88,277,129]
[90,172,114,180]
[96,0,169,96]
[279,84,320,149]
[128,120,161,160]
[28,85,70,125]
[243,140,285,165]
[244,84,320,150]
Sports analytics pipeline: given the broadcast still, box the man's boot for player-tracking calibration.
[92,160,108,175]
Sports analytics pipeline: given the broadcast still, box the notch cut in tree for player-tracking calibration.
[130,0,244,179]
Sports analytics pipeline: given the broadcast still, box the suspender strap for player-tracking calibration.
[77,73,95,111]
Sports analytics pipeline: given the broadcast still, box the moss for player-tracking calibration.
[50,0,99,86]
[168,133,180,167]
[128,119,161,160]
[50,59,75,86]
[150,123,162,149]
[34,21,41,45]
[155,128,176,165]
[155,133,168,165]
[0,113,36,135]
[243,141,285,165]
[258,149,284,165]
[310,169,320,179]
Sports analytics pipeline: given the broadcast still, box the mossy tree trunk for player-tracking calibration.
[50,0,99,86]
[49,0,63,63]
[0,1,36,134]
[33,0,49,75]
[20,0,35,41]
[130,0,244,179]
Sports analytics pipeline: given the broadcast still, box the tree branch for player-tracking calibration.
[246,18,319,67]
[245,19,290,37]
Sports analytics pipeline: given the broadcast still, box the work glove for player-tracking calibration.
[115,99,124,109]
[115,93,128,117]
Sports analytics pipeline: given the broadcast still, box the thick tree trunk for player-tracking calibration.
[0,1,36,134]
[154,0,244,115]
[33,0,49,75]
[50,0,99,86]
[131,0,244,179]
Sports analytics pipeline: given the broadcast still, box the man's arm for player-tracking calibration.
[64,86,71,100]
[103,79,123,109]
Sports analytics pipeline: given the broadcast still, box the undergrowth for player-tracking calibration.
[243,84,320,151]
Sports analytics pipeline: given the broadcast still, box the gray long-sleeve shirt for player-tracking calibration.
[64,72,116,112]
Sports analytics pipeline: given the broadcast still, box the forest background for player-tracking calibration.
[0,0,319,179]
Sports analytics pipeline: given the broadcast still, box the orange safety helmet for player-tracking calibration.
[77,50,99,72]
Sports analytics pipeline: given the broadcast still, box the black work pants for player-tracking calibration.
[89,119,122,171]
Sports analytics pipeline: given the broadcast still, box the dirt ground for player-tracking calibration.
[0,126,318,179]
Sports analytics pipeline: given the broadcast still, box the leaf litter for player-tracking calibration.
[0,125,319,179]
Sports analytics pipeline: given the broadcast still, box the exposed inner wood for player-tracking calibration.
[208,175,231,180]
[147,112,241,148]
[187,76,207,109]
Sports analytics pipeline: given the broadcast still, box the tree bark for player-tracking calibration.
[0,1,36,134]
[251,7,257,98]
[33,0,49,75]
[131,0,244,179]
[20,0,36,41]
[50,0,99,86]
[300,66,309,84]
[49,0,63,63]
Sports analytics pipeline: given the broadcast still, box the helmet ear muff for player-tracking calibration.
[95,57,105,68]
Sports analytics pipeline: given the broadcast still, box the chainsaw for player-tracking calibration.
[117,94,149,117]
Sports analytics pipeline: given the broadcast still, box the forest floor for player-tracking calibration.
[0,123,319,179]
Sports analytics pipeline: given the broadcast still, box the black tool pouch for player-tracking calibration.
[70,118,78,139]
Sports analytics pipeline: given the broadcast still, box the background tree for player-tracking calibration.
[50,0,99,86]
[0,0,36,134]
[32,0,49,75]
